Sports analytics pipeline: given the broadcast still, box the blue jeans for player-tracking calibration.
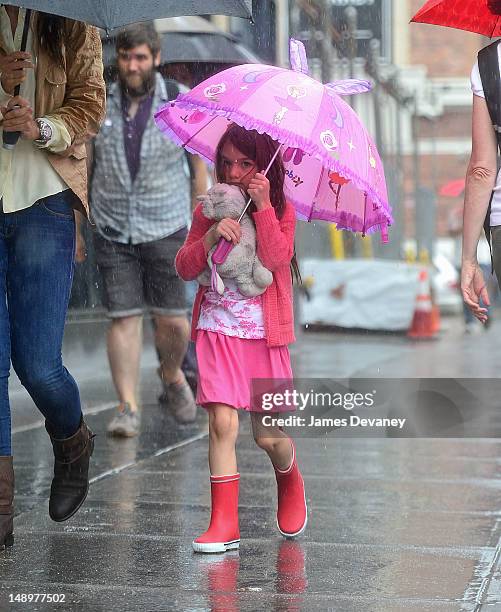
[0,191,82,455]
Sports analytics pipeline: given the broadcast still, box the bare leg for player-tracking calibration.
[107,316,142,411]
[154,314,190,385]
[250,413,293,470]
[208,404,239,475]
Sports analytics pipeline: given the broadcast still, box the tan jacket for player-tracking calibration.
[0,17,106,215]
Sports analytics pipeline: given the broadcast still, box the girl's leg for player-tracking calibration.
[193,403,240,553]
[250,413,292,470]
[208,403,239,475]
[251,413,307,538]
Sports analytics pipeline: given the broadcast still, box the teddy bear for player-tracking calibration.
[197,183,273,297]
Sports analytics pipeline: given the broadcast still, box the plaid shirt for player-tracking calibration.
[90,74,190,244]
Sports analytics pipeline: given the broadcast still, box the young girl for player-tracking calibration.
[175,124,307,553]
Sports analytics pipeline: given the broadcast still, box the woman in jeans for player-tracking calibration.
[0,6,105,546]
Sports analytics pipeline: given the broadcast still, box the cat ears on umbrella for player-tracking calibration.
[289,38,372,95]
[289,38,310,74]
[325,80,373,95]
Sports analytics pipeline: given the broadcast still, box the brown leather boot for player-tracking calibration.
[0,456,14,548]
[45,417,95,522]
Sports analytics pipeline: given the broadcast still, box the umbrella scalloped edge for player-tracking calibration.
[155,98,394,230]
[292,195,391,235]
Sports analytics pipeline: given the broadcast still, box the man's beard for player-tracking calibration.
[119,69,156,98]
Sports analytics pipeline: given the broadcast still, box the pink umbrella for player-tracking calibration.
[154,39,392,242]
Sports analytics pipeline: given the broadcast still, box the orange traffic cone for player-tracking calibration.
[407,269,437,339]
[430,304,441,335]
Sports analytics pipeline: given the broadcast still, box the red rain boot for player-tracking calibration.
[193,473,240,553]
[274,441,307,538]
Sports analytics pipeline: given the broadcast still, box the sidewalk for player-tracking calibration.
[1,315,501,610]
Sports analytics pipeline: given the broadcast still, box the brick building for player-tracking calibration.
[394,1,485,240]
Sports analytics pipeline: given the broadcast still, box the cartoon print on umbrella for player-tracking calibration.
[204,83,227,102]
[273,85,308,126]
[180,109,208,124]
[283,147,306,188]
[328,171,351,210]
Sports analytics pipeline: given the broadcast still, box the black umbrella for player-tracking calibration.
[102,29,260,67]
[161,31,260,64]
[3,1,253,31]
[101,15,260,88]
[2,2,253,149]
[149,15,260,64]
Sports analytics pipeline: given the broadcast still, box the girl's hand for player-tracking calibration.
[461,260,490,323]
[248,172,271,210]
[214,218,241,245]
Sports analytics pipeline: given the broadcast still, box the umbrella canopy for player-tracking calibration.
[101,16,260,66]
[3,0,253,31]
[411,0,501,38]
[103,32,260,66]
[154,40,392,241]
[158,32,260,64]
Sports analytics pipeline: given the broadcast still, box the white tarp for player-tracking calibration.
[300,259,423,331]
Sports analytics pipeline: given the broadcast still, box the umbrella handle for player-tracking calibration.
[210,238,233,293]
[212,237,234,265]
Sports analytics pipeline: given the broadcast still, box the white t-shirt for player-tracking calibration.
[471,54,501,227]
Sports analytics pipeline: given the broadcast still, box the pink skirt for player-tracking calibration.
[196,330,294,412]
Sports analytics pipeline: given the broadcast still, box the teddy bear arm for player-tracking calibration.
[252,256,273,288]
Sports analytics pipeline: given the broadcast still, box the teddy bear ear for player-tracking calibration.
[201,196,215,217]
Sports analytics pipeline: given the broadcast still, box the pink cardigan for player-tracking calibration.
[175,202,296,347]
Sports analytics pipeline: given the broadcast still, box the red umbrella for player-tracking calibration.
[439,178,465,197]
[411,0,501,38]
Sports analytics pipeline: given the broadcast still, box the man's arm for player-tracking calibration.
[73,139,96,263]
[85,140,94,177]
[74,210,87,263]
[188,153,208,211]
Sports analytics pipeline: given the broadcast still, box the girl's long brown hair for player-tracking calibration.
[214,124,301,284]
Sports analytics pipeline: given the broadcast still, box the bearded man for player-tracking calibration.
[88,23,205,435]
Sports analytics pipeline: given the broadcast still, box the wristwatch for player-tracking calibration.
[34,118,53,146]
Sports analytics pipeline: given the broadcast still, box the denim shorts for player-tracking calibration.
[93,228,188,318]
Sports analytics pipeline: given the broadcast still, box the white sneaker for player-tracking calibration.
[107,403,140,437]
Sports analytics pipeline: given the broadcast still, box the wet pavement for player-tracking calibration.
[2,312,501,610]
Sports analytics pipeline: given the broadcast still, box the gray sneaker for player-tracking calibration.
[163,379,197,424]
[107,403,140,437]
